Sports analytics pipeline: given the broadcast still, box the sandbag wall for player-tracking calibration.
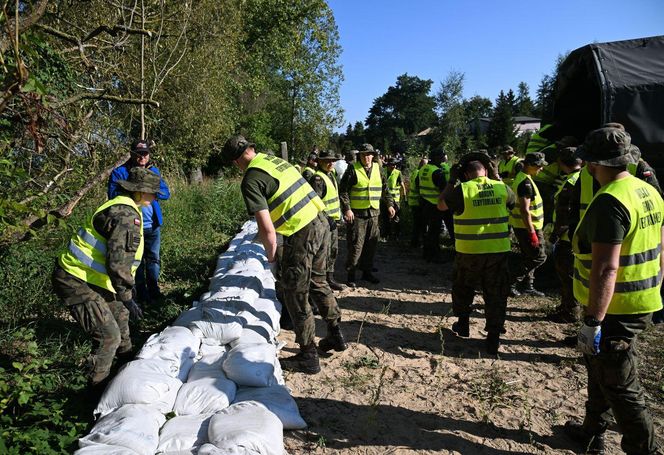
[75,220,306,455]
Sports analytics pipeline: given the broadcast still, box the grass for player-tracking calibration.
[468,367,520,423]
[0,176,246,453]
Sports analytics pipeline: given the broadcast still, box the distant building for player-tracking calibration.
[468,116,541,137]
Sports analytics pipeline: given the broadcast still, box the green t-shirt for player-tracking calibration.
[240,168,279,215]
[575,193,631,253]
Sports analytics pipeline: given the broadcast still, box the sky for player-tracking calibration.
[328,0,664,131]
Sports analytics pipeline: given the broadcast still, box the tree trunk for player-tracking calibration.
[189,166,203,184]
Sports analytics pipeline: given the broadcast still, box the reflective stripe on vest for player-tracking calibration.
[387,169,401,203]
[315,170,341,220]
[408,169,420,207]
[510,171,544,230]
[350,162,382,210]
[572,175,664,314]
[553,169,581,242]
[418,164,441,204]
[247,153,324,236]
[454,177,511,254]
[58,195,144,293]
[579,166,595,219]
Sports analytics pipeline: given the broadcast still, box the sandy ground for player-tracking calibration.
[279,236,663,454]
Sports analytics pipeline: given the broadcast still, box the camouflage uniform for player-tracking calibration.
[52,203,141,385]
[280,213,340,346]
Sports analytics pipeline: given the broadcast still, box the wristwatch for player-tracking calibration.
[583,315,602,327]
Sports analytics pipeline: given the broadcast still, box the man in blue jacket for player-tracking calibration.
[108,140,171,304]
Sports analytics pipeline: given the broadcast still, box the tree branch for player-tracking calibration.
[0,0,49,53]
[52,92,160,109]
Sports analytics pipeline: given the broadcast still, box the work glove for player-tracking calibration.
[123,299,143,321]
[577,322,601,355]
[528,230,540,248]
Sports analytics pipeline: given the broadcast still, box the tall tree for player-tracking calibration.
[434,70,468,156]
[462,95,493,120]
[535,53,568,122]
[486,90,516,149]
[364,73,436,153]
[516,82,535,116]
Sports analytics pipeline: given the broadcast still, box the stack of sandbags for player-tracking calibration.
[78,220,305,455]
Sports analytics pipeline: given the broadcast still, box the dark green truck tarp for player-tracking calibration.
[554,35,664,170]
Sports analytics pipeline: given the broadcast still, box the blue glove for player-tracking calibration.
[123,299,143,321]
[577,323,601,355]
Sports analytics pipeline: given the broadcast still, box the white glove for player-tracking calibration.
[577,323,601,355]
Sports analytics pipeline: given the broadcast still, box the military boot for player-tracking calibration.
[563,421,606,454]
[346,270,357,288]
[280,343,321,375]
[318,324,348,353]
[327,272,347,291]
[452,316,470,337]
[486,332,500,355]
[520,280,545,297]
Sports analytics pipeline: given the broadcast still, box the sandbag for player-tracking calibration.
[94,360,182,417]
[188,307,244,345]
[222,343,276,387]
[137,327,201,381]
[234,384,307,430]
[172,307,203,329]
[156,414,212,455]
[206,401,283,455]
[79,404,165,455]
[229,322,276,347]
[74,445,138,455]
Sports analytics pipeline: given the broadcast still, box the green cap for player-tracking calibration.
[222,135,255,164]
[317,150,339,161]
[523,152,548,167]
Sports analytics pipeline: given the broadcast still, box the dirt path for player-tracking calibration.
[280,237,663,454]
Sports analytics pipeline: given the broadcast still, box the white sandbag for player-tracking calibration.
[74,445,138,455]
[250,298,281,332]
[80,404,165,455]
[197,444,260,455]
[188,307,244,345]
[229,322,276,347]
[173,374,237,415]
[222,343,276,387]
[234,385,306,430]
[203,287,259,305]
[172,307,203,329]
[137,327,201,381]
[196,343,226,363]
[206,401,283,455]
[94,360,182,416]
[156,414,212,455]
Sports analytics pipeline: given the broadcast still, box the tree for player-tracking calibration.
[515,82,535,117]
[535,53,568,122]
[486,90,516,149]
[364,73,436,153]
[433,70,468,156]
[462,95,493,120]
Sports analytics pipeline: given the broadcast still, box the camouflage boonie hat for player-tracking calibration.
[557,146,581,166]
[576,127,637,167]
[358,143,375,155]
[523,152,548,167]
[317,150,339,161]
[118,167,163,195]
[501,145,514,154]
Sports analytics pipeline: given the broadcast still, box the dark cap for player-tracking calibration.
[131,139,151,155]
[458,151,492,172]
[556,136,578,148]
[222,135,255,164]
[307,152,318,161]
[429,149,446,160]
[557,146,582,167]
[523,152,548,167]
[501,145,514,154]
[386,158,397,166]
[117,167,163,195]
[317,150,339,161]
[576,127,636,167]
[358,143,375,154]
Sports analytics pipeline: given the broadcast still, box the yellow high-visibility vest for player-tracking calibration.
[408,169,420,207]
[315,170,341,221]
[350,162,382,210]
[498,155,521,186]
[573,175,664,314]
[59,195,144,293]
[418,164,442,204]
[579,166,595,220]
[387,169,401,203]
[510,171,544,230]
[454,177,511,254]
[247,153,324,236]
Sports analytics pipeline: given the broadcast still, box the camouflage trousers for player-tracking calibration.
[421,200,443,261]
[452,252,510,334]
[345,214,379,273]
[327,224,339,274]
[553,240,578,318]
[512,228,547,285]
[281,213,341,347]
[582,313,658,455]
[52,265,131,385]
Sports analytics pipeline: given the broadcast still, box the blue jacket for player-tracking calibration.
[108,163,171,228]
